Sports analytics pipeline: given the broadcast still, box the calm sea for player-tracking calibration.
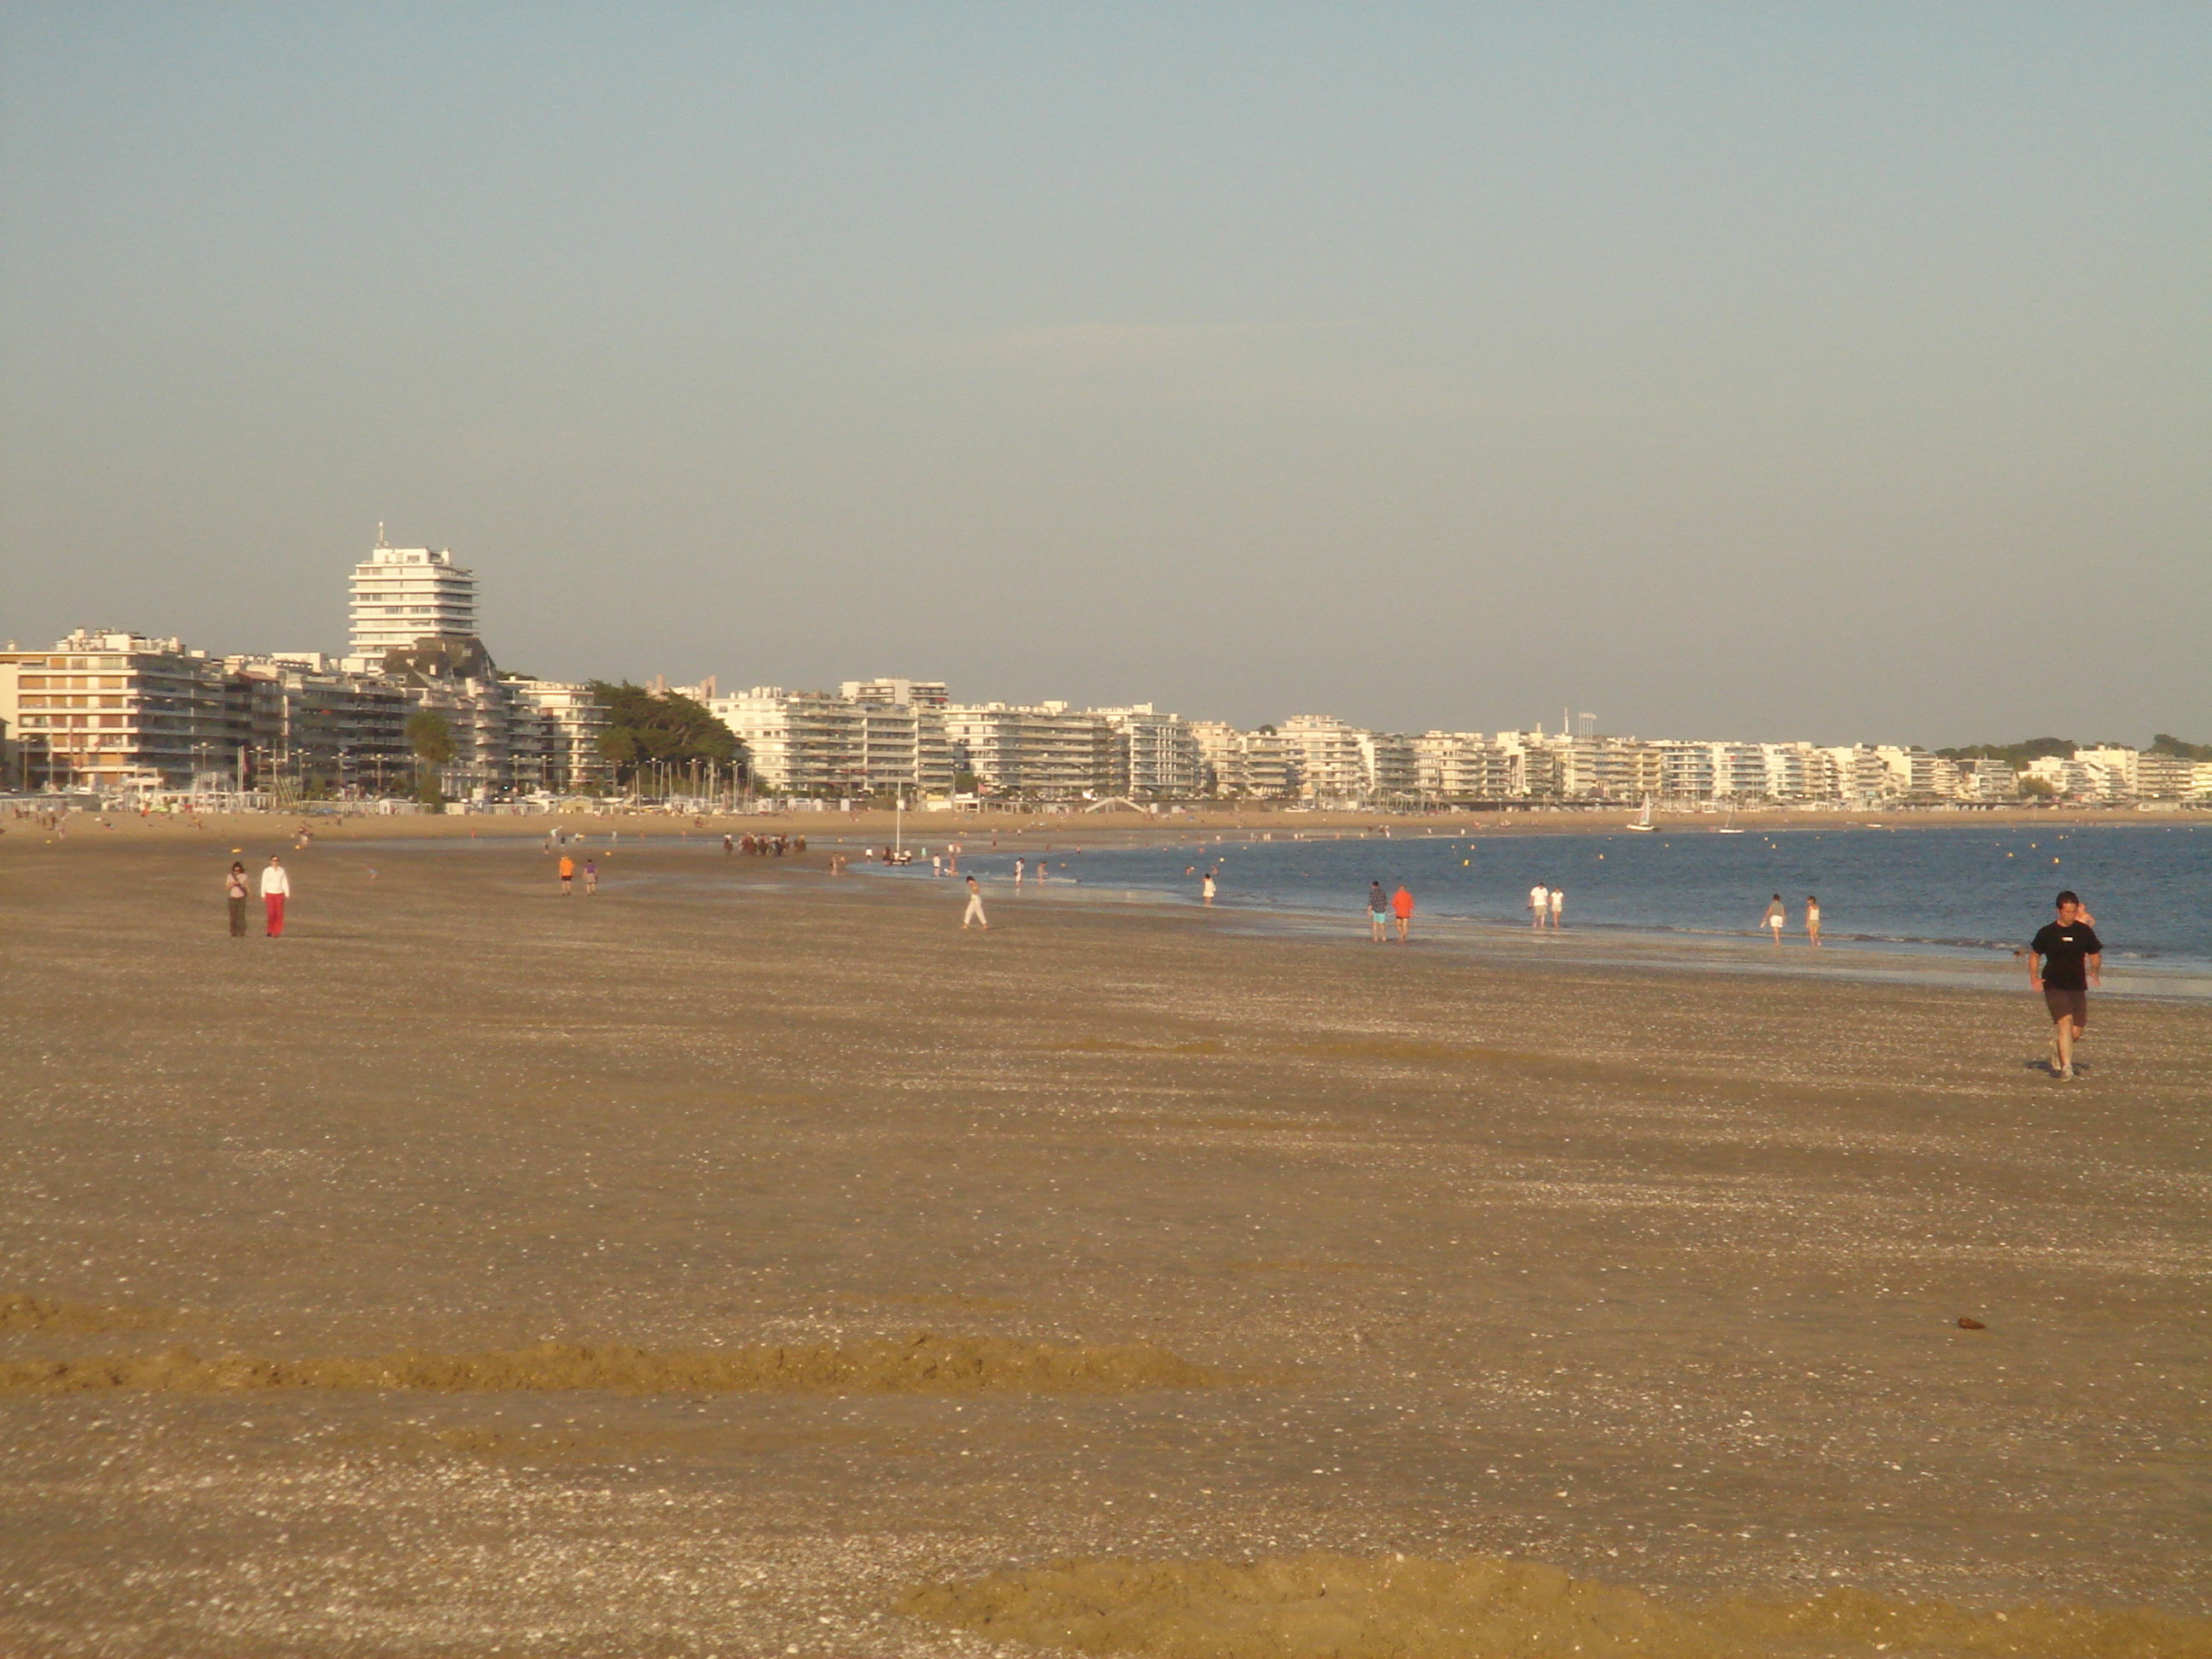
[935,820,2212,975]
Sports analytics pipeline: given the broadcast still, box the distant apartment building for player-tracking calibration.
[1096,706,1202,799]
[1279,715,1369,803]
[858,699,952,796]
[0,632,229,792]
[505,677,614,795]
[942,703,1115,799]
[1659,742,1715,801]
[1359,731,1418,800]
[841,678,950,710]
[2074,747,2139,800]
[1412,732,1516,802]
[1872,746,1961,801]
[1551,736,1663,800]
[710,690,864,795]
[1189,720,1243,796]
[1188,722,1301,799]
[2134,751,2195,800]
[1951,758,2018,801]
[348,540,478,657]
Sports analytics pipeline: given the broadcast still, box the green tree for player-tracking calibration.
[2151,732,2212,761]
[2017,775,2058,799]
[405,710,456,808]
[1936,736,2076,769]
[588,681,740,792]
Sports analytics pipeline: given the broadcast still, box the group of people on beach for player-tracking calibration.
[1366,881,1415,941]
[1528,882,1565,928]
[725,833,802,856]
[224,855,291,936]
[1759,894,1821,946]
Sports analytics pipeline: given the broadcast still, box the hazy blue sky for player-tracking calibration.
[3,4,2206,744]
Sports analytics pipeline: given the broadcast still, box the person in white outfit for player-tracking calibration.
[1528,883,1549,928]
[1548,886,1563,929]
[961,875,987,930]
[260,856,292,937]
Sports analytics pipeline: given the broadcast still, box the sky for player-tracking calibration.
[3,3,2206,747]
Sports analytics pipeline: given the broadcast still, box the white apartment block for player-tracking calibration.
[1280,714,1369,803]
[0,632,227,792]
[1659,742,1715,800]
[1097,706,1202,798]
[1189,720,1243,795]
[710,690,865,795]
[1188,722,1302,799]
[505,678,613,795]
[1548,736,1664,800]
[2074,747,2139,800]
[943,703,1115,799]
[1952,758,2018,800]
[1412,732,1516,801]
[348,542,478,657]
[1359,731,1419,800]
[841,678,950,710]
[860,701,952,795]
[2134,752,2196,799]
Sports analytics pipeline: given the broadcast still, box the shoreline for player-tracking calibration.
[158,818,2210,995]
[10,800,2203,847]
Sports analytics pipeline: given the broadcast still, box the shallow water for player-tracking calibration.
[897,821,2212,975]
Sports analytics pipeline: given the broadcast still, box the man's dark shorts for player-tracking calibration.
[2044,987,2089,1027]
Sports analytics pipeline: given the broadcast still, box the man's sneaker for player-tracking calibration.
[2059,1064,2075,1080]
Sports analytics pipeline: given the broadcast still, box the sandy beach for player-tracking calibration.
[1,822,2206,1657]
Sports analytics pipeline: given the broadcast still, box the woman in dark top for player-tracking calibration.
[224,862,250,937]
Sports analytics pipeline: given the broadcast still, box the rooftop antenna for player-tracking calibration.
[375,521,388,548]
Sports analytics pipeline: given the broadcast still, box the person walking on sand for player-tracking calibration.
[1805,894,1821,948]
[1368,882,1389,942]
[2029,889,2102,1080]
[961,874,988,930]
[224,862,251,936]
[1761,893,1787,945]
[583,858,598,895]
[259,856,291,937]
[558,853,575,896]
[1202,868,1217,907]
[1548,885,1563,930]
[1528,882,1550,929]
[1392,882,1414,942]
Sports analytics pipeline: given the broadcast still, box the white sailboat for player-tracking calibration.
[1625,795,1656,832]
[1714,806,1745,835]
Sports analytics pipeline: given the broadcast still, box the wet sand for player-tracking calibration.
[1,829,2207,1656]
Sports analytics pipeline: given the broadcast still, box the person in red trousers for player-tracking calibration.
[260,855,291,936]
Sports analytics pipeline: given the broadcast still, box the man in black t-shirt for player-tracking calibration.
[2029,889,2103,1080]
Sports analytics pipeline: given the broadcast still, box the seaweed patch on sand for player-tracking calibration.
[899,1554,2212,1659]
[0,1291,176,1335]
[0,1330,1221,1395]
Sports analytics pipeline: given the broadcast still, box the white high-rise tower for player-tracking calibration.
[348,531,478,657]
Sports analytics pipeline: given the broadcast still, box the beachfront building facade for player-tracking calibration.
[347,542,478,658]
[710,689,864,795]
[505,677,614,795]
[1412,732,1516,802]
[1097,705,1203,799]
[1359,731,1419,801]
[841,678,950,711]
[1280,714,1369,805]
[943,702,1116,800]
[0,632,230,792]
